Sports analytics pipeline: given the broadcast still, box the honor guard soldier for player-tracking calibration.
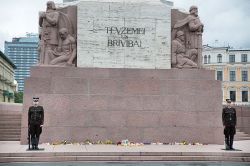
[28,97,44,150]
[222,99,237,150]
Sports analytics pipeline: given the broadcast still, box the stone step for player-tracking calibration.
[0,113,22,116]
[1,151,250,157]
[0,119,22,122]
[0,137,20,141]
[236,132,250,137]
[0,155,250,162]
[0,132,21,136]
[235,129,250,141]
[0,122,21,125]
[0,134,21,138]
[0,115,21,118]
[0,134,20,138]
[0,125,21,129]
[0,128,21,132]
[0,111,22,115]
[0,116,21,119]
[0,115,22,117]
[235,137,250,141]
[0,121,21,123]
[0,137,21,141]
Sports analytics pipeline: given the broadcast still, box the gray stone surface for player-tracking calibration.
[1,140,250,162]
[77,0,172,69]
[21,66,223,144]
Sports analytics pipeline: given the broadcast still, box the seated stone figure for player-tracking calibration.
[47,28,76,66]
[172,6,203,68]
[172,31,197,69]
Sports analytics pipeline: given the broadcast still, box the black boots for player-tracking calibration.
[225,136,234,150]
[31,137,39,150]
[229,137,234,150]
[225,138,230,150]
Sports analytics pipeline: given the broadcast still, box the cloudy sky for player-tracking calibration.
[0,0,250,52]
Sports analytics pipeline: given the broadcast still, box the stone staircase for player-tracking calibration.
[235,129,250,141]
[1,149,250,162]
[0,103,22,141]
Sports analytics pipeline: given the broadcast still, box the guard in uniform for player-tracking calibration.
[222,99,237,150]
[28,97,44,150]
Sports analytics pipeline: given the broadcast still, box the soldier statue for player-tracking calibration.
[222,99,237,150]
[28,97,44,150]
[38,1,77,66]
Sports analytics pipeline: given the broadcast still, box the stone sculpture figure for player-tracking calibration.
[172,31,197,68]
[39,1,77,66]
[171,5,203,68]
[39,1,59,65]
[37,32,45,65]
[48,28,76,66]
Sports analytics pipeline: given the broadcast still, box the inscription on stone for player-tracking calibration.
[106,27,145,47]
[77,0,172,69]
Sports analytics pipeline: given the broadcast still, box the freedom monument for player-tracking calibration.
[21,0,223,144]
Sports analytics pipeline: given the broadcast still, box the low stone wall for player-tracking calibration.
[235,106,250,134]
[21,66,223,144]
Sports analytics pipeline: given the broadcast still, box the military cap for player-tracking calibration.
[33,97,39,101]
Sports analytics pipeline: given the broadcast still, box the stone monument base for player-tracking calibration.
[21,66,223,144]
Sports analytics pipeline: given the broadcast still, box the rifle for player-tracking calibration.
[27,126,31,150]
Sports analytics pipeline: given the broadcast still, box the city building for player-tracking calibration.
[0,51,17,102]
[202,45,250,105]
[4,33,38,92]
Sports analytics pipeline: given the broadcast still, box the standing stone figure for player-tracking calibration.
[172,30,197,68]
[39,1,77,66]
[28,97,44,150]
[172,5,203,68]
[39,1,59,65]
[48,28,76,66]
[38,32,45,65]
[222,99,237,150]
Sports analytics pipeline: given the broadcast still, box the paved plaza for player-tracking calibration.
[0,140,250,163]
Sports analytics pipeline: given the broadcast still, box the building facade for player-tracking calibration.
[4,33,38,92]
[202,45,250,105]
[0,51,17,102]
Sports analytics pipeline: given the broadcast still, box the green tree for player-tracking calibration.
[14,92,23,103]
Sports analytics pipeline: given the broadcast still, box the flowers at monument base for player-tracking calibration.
[84,139,92,145]
[116,140,144,147]
[49,140,68,145]
[47,139,204,146]
[104,140,113,144]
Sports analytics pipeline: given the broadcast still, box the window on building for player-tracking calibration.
[230,71,236,81]
[208,55,211,64]
[241,54,248,62]
[230,91,236,102]
[204,55,207,64]
[217,54,222,63]
[217,71,223,81]
[229,55,235,63]
[242,91,248,102]
[242,71,248,81]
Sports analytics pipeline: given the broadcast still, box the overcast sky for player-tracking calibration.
[0,0,250,52]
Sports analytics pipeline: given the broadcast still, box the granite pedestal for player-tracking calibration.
[21,66,223,144]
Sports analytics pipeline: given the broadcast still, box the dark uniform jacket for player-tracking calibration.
[28,106,44,125]
[222,107,237,127]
